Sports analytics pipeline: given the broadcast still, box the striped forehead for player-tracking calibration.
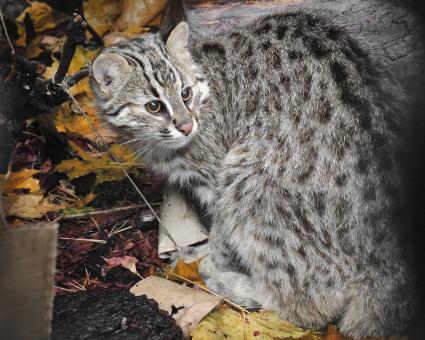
[109,36,183,90]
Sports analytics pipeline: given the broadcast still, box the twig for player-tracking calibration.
[108,218,133,237]
[64,68,90,87]
[68,280,87,291]
[85,24,104,46]
[90,217,101,233]
[53,285,74,293]
[61,203,160,220]
[57,184,80,200]
[108,217,130,237]
[22,131,45,142]
[75,0,104,46]
[54,13,87,84]
[23,13,36,46]
[59,237,107,244]
[166,271,251,315]
[0,8,15,54]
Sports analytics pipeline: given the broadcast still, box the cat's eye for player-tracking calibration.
[146,101,162,113]
[181,87,192,102]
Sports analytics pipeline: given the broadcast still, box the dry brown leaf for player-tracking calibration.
[166,258,205,286]
[40,35,66,54]
[4,194,63,219]
[323,325,343,340]
[103,31,142,47]
[131,276,222,338]
[104,256,140,276]
[1,169,40,194]
[16,1,56,46]
[84,0,121,36]
[24,36,44,59]
[114,0,166,33]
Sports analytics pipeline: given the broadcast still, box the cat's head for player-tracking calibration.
[90,22,209,157]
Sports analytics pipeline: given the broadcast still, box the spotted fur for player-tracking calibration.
[91,11,414,338]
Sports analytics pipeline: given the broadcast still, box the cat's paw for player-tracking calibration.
[204,272,260,308]
[169,243,210,266]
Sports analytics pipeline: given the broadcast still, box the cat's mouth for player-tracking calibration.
[167,120,198,149]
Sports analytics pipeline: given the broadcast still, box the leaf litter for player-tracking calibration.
[0,1,390,339]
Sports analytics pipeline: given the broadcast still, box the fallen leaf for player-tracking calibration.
[16,1,56,45]
[62,206,96,218]
[78,192,96,206]
[54,141,137,185]
[54,94,117,143]
[4,194,64,219]
[323,325,343,340]
[1,169,40,194]
[103,31,142,47]
[24,36,44,59]
[40,35,66,54]
[103,256,140,277]
[166,258,205,286]
[192,306,318,340]
[131,276,222,338]
[84,0,121,36]
[114,0,166,34]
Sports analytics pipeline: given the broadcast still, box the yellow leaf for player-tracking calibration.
[78,192,96,207]
[44,47,100,96]
[192,306,318,340]
[4,194,63,219]
[54,94,117,143]
[166,258,205,286]
[84,0,121,36]
[1,169,40,194]
[54,142,138,185]
[16,2,56,46]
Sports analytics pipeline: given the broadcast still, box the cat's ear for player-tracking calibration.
[165,21,191,62]
[92,53,129,97]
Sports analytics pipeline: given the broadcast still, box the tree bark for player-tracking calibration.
[186,0,425,91]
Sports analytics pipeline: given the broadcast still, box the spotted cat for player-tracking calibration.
[91,7,414,338]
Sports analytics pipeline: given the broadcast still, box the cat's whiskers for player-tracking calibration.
[119,136,157,147]
[142,141,163,160]
[133,140,162,161]
[133,144,154,161]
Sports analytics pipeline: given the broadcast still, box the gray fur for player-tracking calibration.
[91,11,414,338]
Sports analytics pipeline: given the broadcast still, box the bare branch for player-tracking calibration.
[53,13,88,84]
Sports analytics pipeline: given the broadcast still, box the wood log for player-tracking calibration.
[186,0,425,91]
[0,223,58,340]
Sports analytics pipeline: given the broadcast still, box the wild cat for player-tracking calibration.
[90,5,414,338]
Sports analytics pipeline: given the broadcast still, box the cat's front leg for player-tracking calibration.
[198,255,260,308]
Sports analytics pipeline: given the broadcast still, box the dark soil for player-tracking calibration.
[51,289,182,340]
[90,177,164,209]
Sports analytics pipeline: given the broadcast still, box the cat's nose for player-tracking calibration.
[177,122,193,136]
